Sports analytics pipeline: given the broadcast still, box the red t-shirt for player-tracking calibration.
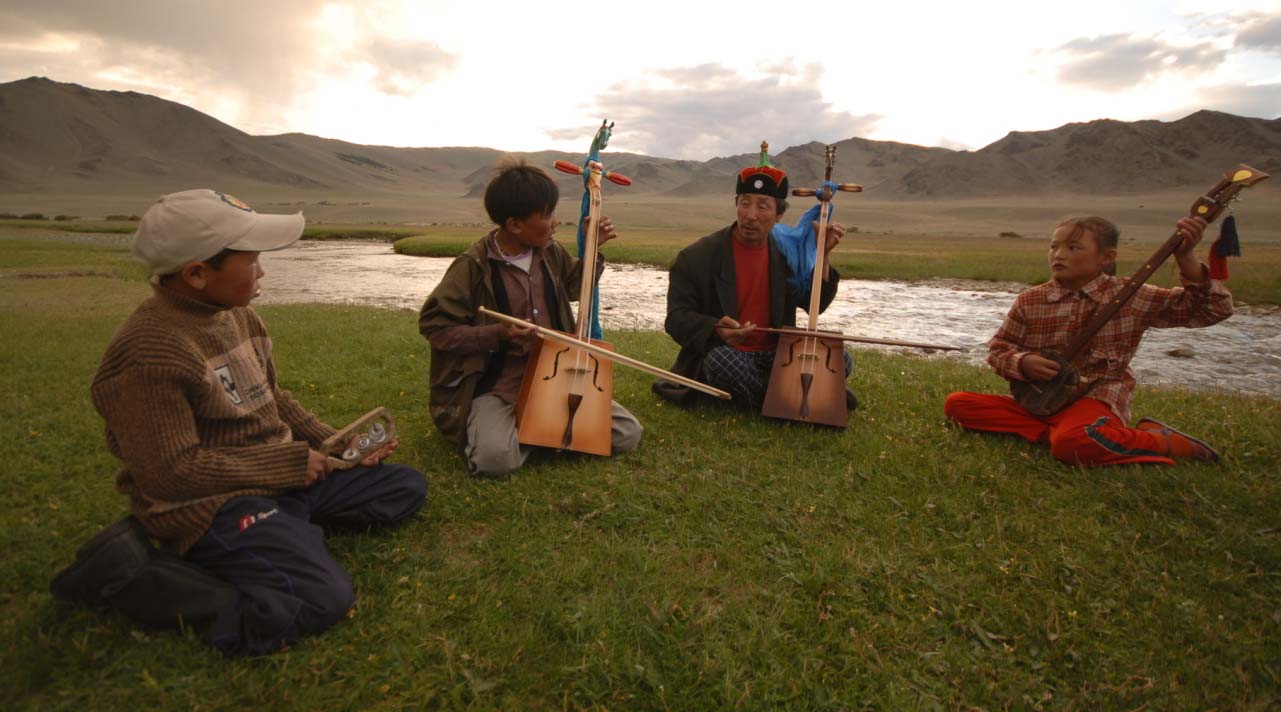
[732,237,776,352]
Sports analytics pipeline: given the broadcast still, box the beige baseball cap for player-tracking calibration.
[132,189,305,276]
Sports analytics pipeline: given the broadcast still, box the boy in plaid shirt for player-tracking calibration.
[944,215,1233,466]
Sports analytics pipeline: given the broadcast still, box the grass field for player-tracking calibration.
[1,230,1279,709]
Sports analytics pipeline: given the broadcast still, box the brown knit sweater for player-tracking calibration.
[92,285,336,554]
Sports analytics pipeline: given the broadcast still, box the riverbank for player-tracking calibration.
[397,224,1281,307]
[3,227,1280,708]
[11,218,1278,305]
[255,241,1281,399]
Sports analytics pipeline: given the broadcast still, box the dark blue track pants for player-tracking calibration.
[185,463,426,656]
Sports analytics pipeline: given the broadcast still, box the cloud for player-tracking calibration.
[1234,12,1281,54]
[0,1,457,130]
[0,1,320,98]
[362,37,455,97]
[549,62,879,159]
[544,126,594,142]
[652,63,741,88]
[1054,33,1227,90]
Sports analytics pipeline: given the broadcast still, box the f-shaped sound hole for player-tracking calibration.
[779,339,797,367]
[541,347,571,381]
[588,354,605,392]
[822,341,839,373]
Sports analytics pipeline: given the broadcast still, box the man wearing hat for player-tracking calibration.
[657,143,853,410]
[51,189,427,656]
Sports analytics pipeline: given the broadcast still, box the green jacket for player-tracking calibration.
[418,236,582,449]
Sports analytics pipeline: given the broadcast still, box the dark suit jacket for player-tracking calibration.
[657,223,840,403]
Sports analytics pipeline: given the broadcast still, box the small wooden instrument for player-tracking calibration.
[1011,164,1268,416]
[514,151,617,455]
[760,146,863,428]
[322,407,396,470]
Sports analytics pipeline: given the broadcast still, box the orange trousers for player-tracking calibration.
[943,393,1175,467]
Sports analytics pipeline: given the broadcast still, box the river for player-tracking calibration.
[258,240,1281,399]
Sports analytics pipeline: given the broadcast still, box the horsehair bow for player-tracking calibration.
[479,307,730,399]
[551,119,631,340]
[769,144,862,294]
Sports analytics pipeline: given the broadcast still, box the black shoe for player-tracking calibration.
[845,388,859,411]
[104,552,240,629]
[50,516,153,606]
[652,380,696,407]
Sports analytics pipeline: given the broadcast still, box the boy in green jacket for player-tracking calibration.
[419,160,642,475]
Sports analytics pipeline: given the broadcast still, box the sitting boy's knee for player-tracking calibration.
[943,392,973,422]
[382,464,428,515]
[468,447,522,477]
[612,423,642,454]
[298,573,355,633]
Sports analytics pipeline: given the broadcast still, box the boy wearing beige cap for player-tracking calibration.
[52,189,427,656]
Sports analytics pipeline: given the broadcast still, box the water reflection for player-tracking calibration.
[259,241,1281,398]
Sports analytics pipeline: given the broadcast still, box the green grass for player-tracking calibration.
[0,234,146,281]
[2,232,1279,709]
[0,218,139,234]
[301,225,430,242]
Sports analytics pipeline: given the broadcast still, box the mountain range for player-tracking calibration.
[2,76,1279,203]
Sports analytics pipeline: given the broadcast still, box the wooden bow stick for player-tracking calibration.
[481,307,730,400]
[751,326,961,351]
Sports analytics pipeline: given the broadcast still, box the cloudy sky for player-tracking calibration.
[1,0,1278,159]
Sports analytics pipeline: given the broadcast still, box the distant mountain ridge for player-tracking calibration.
[2,76,1278,200]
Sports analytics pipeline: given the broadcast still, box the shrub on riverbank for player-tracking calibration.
[302,225,426,242]
[2,231,1278,709]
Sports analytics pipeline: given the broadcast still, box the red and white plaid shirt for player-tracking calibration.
[988,267,1233,423]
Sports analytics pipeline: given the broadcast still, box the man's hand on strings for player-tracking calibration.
[597,216,619,246]
[715,316,756,347]
[815,221,848,255]
[812,220,848,281]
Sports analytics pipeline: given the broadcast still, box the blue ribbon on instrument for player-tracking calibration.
[771,183,838,296]
[574,185,602,339]
[575,122,616,341]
